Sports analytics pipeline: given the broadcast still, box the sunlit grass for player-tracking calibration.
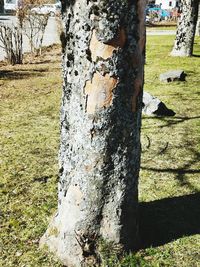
[0,36,199,266]
[0,46,63,267]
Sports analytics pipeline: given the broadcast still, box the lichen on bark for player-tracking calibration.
[40,0,146,266]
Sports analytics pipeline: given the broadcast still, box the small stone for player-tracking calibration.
[142,92,175,116]
[160,70,186,82]
[15,251,22,257]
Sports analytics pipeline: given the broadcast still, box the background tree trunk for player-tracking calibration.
[40,0,146,266]
[0,0,4,13]
[196,1,200,36]
[171,0,199,57]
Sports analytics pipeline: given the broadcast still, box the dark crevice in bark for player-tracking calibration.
[61,0,76,13]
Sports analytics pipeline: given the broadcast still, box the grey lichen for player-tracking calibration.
[90,0,129,43]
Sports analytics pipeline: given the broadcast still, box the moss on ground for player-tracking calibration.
[0,36,199,266]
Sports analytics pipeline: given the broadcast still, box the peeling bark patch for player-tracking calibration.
[90,29,126,61]
[85,72,118,114]
[90,30,116,61]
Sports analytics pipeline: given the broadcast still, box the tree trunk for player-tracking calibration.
[0,0,4,13]
[171,0,199,57]
[196,1,200,36]
[40,0,145,266]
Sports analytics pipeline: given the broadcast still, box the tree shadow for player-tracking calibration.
[142,165,200,192]
[141,146,200,192]
[28,59,52,64]
[0,68,47,80]
[0,17,10,21]
[146,23,176,28]
[139,192,200,249]
[33,175,53,183]
[143,115,200,129]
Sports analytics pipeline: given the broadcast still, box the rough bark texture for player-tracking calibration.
[40,0,145,266]
[171,0,199,57]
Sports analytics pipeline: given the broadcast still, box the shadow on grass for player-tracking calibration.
[139,192,200,248]
[33,175,53,183]
[143,115,200,128]
[0,68,47,80]
[28,59,52,64]
[142,166,200,191]
[141,144,200,192]
[146,23,176,28]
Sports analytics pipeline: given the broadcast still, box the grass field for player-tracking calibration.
[0,36,200,266]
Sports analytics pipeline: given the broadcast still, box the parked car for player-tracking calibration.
[31,4,61,16]
[147,7,170,20]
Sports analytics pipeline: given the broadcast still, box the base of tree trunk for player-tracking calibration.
[170,48,191,57]
[40,215,86,266]
[40,208,139,267]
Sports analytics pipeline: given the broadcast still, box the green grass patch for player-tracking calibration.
[0,37,200,266]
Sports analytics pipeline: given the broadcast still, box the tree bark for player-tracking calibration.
[40,0,145,266]
[196,1,200,36]
[171,0,199,57]
[0,0,3,13]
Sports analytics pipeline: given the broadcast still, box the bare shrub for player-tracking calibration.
[0,23,23,65]
[16,0,51,56]
[22,11,50,55]
[0,0,55,64]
